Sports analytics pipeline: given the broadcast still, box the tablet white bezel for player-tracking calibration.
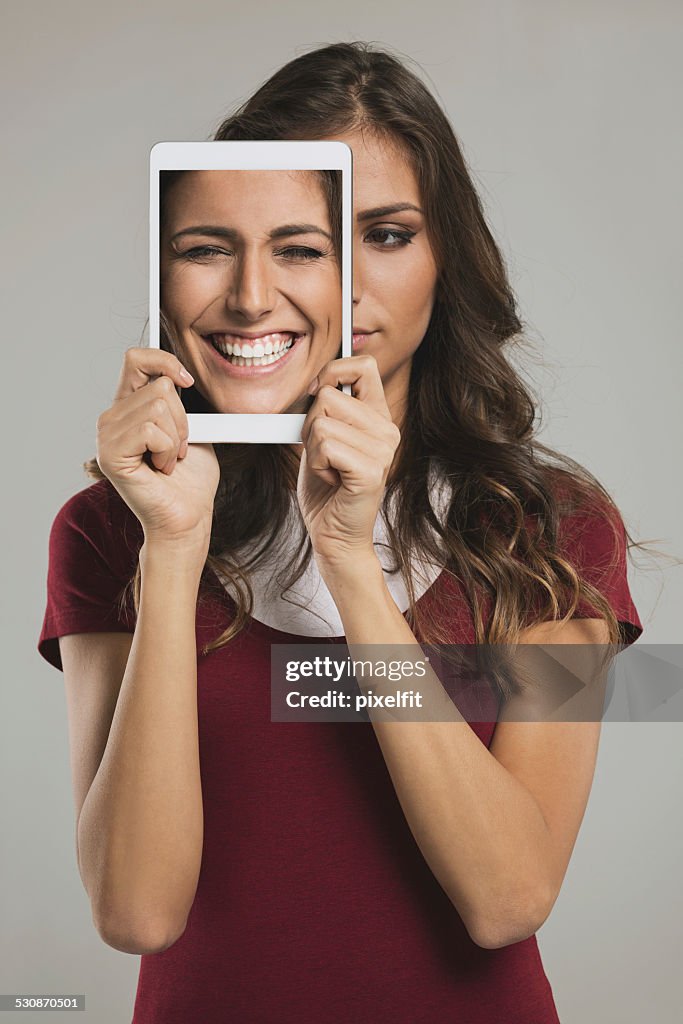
[149,141,352,443]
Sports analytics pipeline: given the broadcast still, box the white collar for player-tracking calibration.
[216,462,452,637]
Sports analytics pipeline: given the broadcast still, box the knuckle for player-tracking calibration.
[310,415,328,439]
[143,421,159,443]
[123,346,143,368]
[150,397,167,418]
[156,375,175,395]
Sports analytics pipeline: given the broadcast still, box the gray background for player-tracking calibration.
[2,1,681,1021]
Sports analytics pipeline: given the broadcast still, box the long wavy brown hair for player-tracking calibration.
[86,40,656,698]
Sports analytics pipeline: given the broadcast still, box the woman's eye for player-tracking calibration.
[275,246,326,261]
[181,246,230,261]
[365,228,416,248]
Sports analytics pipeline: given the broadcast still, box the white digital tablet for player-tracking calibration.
[149,140,352,443]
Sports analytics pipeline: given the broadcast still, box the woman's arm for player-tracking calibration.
[64,346,218,954]
[298,354,607,949]
[318,552,605,950]
[69,537,206,955]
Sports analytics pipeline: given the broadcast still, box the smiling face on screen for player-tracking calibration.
[160,169,342,414]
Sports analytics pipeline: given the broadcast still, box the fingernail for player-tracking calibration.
[179,367,194,385]
[307,376,319,395]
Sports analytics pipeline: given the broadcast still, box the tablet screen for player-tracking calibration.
[158,167,342,421]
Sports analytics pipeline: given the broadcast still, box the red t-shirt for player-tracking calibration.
[38,479,642,1024]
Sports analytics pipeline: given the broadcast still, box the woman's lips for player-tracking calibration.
[201,331,306,377]
[352,331,375,351]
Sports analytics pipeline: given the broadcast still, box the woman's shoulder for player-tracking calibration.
[541,471,630,562]
[526,476,642,643]
[427,459,630,548]
[48,477,143,574]
[434,460,642,642]
[55,475,123,516]
[40,479,141,671]
[54,476,138,524]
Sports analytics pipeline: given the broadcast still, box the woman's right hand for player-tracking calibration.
[96,347,220,551]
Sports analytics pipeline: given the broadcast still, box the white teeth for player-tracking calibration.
[209,334,296,367]
[210,331,297,357]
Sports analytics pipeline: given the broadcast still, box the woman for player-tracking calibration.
[39,41,643,1024]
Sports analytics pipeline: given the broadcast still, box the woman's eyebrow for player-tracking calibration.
[170,223,332,243]
[357,203,423,221]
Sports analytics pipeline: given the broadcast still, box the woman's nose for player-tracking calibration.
[225,249,274,321]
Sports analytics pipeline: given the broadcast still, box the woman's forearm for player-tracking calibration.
[318,554,554,950]
[78,540,206,952]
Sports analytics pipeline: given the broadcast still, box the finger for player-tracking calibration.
[309,354,389,418]
[114,346,194,399]
[142,396,182,474]
[305,412,397,469]
[148,376,189,452]
[116,392,182,474]
[302,385,401,449]
[108,376,189,455]
[301,447,339,488]
[307,434,386,492]
[112,420,177,475]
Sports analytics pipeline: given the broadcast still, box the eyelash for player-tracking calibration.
[180,245,325,262]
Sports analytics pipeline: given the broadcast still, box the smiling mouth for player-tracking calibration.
[204,331,304,367]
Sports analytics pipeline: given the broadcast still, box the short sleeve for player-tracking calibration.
[38,480,143,671]
[554,501,644,646]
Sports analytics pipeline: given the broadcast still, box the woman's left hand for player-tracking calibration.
[297,354,401,571]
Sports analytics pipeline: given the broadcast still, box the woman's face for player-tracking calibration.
[160,169,341,414]
[330,128,439,428]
